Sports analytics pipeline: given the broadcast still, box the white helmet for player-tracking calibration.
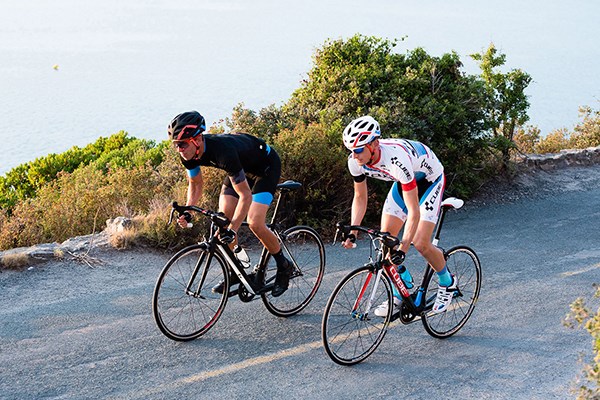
[342,116,381,150]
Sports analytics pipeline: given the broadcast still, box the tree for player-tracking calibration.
[471,44,532,166]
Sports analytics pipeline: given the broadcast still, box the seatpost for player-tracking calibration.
[270,190,284,225]
[432,206,448,246]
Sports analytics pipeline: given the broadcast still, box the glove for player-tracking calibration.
[219,228,236,244]
[390,248,406,265]
[345,233,356,243]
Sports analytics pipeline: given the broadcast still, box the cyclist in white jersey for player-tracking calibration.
[341,115,457,315]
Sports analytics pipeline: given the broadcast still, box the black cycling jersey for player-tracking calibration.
[181,133,272,179]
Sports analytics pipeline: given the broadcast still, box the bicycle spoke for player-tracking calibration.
[262,226,325,317]
[422,246,481,338]
[322,267,391,365]
[152,245,228,341]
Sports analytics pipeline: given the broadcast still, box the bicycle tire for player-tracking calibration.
[321,266,392,366]
[261,226,325,317]
[421,246,481,339]
[152,244,229,341]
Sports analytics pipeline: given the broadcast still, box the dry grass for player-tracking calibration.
[1,253,30,269]
[108,224,140,249]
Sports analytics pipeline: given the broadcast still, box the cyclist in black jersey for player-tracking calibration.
[167,111,292,297]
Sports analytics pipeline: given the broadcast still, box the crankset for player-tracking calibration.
[399,301,417,324]
[238,283,255,302]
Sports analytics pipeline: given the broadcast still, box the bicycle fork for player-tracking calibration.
[351,267,385,321]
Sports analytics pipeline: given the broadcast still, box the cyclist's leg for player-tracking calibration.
[381,182,407,237]
[211,178,243,294]
[219,179,239,220]
[247,150,291,297]
[247,201,279,253]
[413,221,445,271]
[414,174,457,313]
[413,174,447,273]
[375,184,408,314]
[246,148,280,254]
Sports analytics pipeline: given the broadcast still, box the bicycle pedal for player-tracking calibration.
[256,283,275,295]
[228,288,239,297]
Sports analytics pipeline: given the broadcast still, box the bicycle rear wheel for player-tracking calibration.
[152,244,228,341]
[321,266,392,366]
[261,226,325,317]
[421,246,481,339]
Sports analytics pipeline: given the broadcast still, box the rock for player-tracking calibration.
[106,217,133,233]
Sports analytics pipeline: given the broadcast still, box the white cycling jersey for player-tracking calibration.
[347,139,444,188]
[348,138,445,223]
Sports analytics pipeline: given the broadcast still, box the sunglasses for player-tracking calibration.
[172,140,192,149]
[352,147,366,154]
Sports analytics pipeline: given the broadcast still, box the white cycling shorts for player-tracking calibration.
[382,174,445,224]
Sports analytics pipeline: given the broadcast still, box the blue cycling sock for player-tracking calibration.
[437,266,452,287]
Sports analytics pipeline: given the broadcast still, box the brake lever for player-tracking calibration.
[168,207,176,226]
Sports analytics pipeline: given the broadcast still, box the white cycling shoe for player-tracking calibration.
[373,297,402,317]
[432,276,458,314]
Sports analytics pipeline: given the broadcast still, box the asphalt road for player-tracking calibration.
[1,168,599,400]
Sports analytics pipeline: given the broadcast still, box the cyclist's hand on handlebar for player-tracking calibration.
[390,248,406,265]
[218,228,236,244]
[177,212,193,228]
[342,233,357,249]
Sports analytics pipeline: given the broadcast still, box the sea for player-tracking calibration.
[1,0,599,175]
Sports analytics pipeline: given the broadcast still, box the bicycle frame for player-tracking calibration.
[343,197,464,319]
[178,180,303,298]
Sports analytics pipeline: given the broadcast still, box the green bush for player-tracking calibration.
[0,34,542,250]
[0,132,163,212]
[570,106,600,149]
[514,106,600,155]
[564,285,600,399]
[231,34,495,197]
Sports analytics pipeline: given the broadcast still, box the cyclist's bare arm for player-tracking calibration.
[179,173,203,227]
[343,180,368,249]
[399,186,420,254]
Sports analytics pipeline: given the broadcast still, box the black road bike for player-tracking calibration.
[153,180,325,341]
[322,197,481,365]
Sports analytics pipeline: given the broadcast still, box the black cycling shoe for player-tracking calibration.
[212,273,240,294]
[271,259,293,297]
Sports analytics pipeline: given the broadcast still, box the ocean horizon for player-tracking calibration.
[1,0,598,176]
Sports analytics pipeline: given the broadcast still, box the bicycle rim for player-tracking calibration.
[421,246,481,338]
[261,226,325,317]
[321,266,392,365]
[152,244,228,341]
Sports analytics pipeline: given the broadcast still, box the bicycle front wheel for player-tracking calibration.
[152,244,228,341]
[261,226,325,317]
[321,266,392,366]
[421,246,481,339]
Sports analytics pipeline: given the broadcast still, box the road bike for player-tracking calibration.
[321,197,481,365]
[152,180,325,341]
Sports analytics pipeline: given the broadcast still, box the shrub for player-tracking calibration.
[535,128,570,154]
[570,106,600,149]
[564,285,600,399]
[231,34,494,198]
[513,125,541,154]
[0,132,163,212]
